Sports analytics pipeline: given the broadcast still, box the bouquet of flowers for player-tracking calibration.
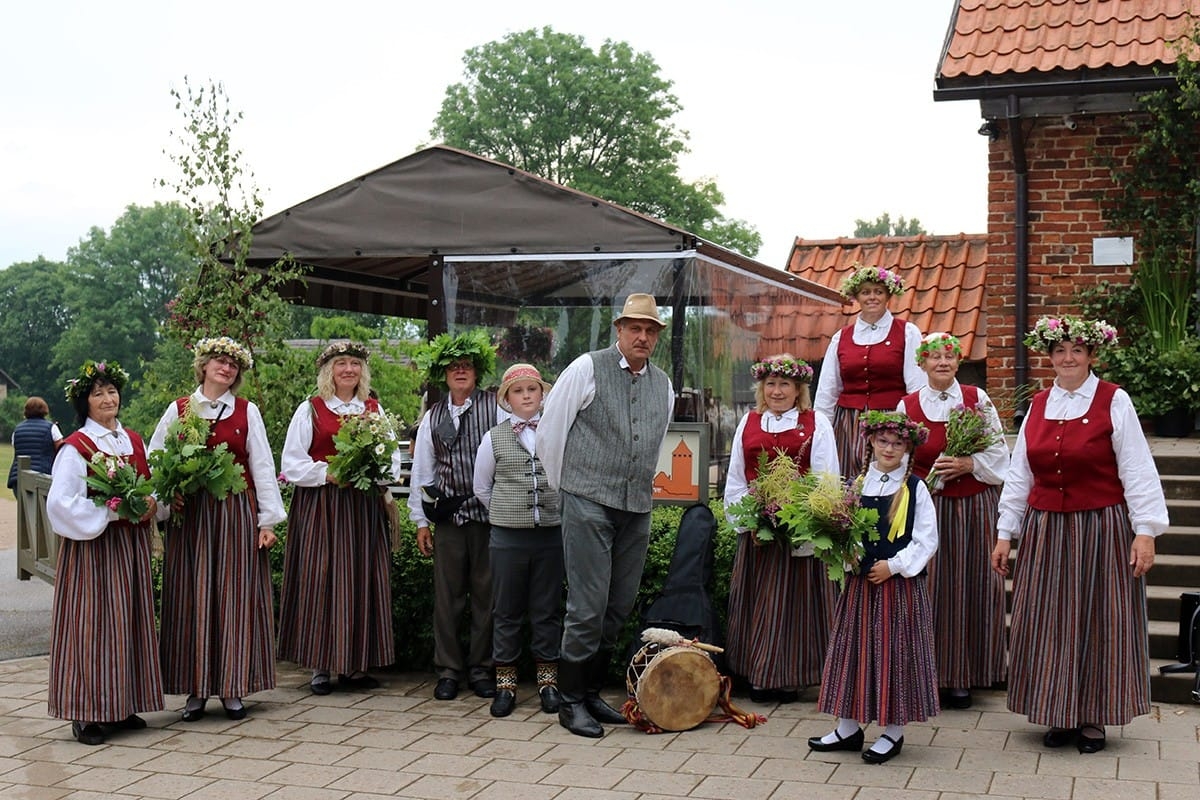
[927,400,1002,494]
[84,451,154,523]
[725,449,803,545]
[327,410,402,491]
[149,406,247,503]
[775,471,880,589]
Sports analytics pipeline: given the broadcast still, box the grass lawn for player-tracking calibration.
[1,443,12,500]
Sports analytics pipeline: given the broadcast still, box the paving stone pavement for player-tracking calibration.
[0,657,1197,800]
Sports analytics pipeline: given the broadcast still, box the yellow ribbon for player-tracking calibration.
[887,483,909,542]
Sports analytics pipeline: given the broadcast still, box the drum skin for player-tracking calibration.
[635,647,720,731]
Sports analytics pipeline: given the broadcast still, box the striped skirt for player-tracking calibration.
[160,491,276,697]
[818,574,940,725]
[48,522,164,722]
[726,533,835,689]
[832,407,866,480]
[1007,504,1150,728]
[926,486,1007,688]
[277,484,395,673]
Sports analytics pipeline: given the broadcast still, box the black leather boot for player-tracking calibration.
[557,658,602,737]
[584,650,627,725]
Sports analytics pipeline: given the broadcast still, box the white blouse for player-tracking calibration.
[281,395,405,489]
[813,310,925,424]
[896,381,1010,486]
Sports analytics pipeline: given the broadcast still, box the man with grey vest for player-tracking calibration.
[538,294,674,737]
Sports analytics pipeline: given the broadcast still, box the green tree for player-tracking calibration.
[0,258,73,423]
[431,26,762,256]
[852,212,927,238]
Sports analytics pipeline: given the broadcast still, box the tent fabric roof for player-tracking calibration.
[244,145,841,316]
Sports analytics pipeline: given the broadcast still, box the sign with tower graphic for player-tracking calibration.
[652,423,709,506]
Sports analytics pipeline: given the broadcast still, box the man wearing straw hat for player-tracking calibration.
[538,293,674,737]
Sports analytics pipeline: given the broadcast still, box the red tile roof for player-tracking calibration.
[939,0,1198,80]
[760,234,989,364]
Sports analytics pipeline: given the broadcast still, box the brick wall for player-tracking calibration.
[985,114,1138,405]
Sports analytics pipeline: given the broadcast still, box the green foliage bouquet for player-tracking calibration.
[84,451,153,523]
[927,400,1003,494]
[149,405,247,503]
[775,471,880,589]
[725,449,802,545]
[327,410,402,491]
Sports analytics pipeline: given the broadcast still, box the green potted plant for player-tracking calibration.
[1098,337,1200,435]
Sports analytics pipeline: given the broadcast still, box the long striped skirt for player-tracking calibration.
[48,522,164,722]
[927,487,1007,689]
[1007,504,1150,728]
[818,574,940,725]
[726,533,835,689]
[832,407,866,480]
[277,484,395,674]
[160,491,276,697]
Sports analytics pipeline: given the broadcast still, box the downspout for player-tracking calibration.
[1005,94,1031,419]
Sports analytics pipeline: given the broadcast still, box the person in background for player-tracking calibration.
[8,396,63,491]
[723,354,838,703]
[279,342,403,695]
[814,264,924,478]
[46,360,164,745]
[898,332,1009,709]
[473,363,563,717]
[537,293,673,738]
[992,316,1167,754]
[408,329,500,701]
[149,337,284,722]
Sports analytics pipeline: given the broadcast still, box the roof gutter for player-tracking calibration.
[1005,94,1031,419]
[933,74,1178,103]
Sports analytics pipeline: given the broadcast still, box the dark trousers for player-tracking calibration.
[489,525,564,664]
[432,519,493,682]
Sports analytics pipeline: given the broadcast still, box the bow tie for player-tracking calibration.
[513,420,538,434]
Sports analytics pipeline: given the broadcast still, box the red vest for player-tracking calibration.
[836,317,908,411]
[901,385,989,498]
[306,396,381,463]
[64,430,150,482]
[741,410,815,479]
[1025,381,1125,512]
[177,396,255,491]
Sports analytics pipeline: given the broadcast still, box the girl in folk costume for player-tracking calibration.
[992,317,1167,754]
[813,265,924,479]
[472,364,563,717]
[149,337,285,722]
[723,355,839,703]
[280,342,405,695]
[47,360,165,745]
[809,411,939,765]
[897,333,1009,709]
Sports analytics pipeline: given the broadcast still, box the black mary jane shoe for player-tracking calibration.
[339,672,381,690]
[72,721,105,746]
[862,734,904,765]
[1043,727,1079,748]
[114,714,147,730]
[946,690,973,710]
[434,677,459,701]
[807,727,865,752]
[538,685,562,714]
[310,675,334,696]
[222,700,247,721]
[489,689,516,718]
[181,701,206,723]
[1077,726,1106,754]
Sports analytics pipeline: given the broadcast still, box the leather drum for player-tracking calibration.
[625,644,720,732]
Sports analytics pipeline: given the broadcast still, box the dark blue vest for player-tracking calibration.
[858,474,921,576]
[8,418,56,489]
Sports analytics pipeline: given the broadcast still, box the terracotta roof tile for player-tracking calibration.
[939,0,1198,80]
[758,235,989,364]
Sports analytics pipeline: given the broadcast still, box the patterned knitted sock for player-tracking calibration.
[495,665,518,693]
[535,661,557,689]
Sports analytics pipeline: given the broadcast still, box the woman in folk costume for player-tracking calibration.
[47,360,165,745]
[280,341,404,695]
[814,264,924,479]
[809,411,938,765]
[472,364,563,717]
[897,332,1009,709]
[992,317,1167,754]
[723,355,838,703]
[149,337,285,722]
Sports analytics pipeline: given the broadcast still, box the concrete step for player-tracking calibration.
[1150,658,1200,705]
[1147,584,1198,627]
[1165,499,1200,528]
[1156,526,1200,556]
[1161,475,1200,501]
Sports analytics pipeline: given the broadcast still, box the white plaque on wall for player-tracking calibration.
[1093,236,1134,266]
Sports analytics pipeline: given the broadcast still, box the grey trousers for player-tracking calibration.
[432,519,493,682]
[559,491,651,663]
[489,525,564,665]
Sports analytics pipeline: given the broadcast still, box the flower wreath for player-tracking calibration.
[194,336,254,370]
[859,410,929,448]
[1023,316,1118,353]
[750,356,814,383]
[915,332,962,363]
[840,264,905,299]
[64,359,129,403]
[316,340,371,368]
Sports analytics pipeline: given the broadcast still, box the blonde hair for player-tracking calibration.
[193,353,244,393]
[858,434,917,525]
[752,352,812,413]
[316,357,372,401]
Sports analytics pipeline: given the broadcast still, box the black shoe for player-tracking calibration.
[1077,726,1106,754]
[748,687,776,703]
[559,701,603,737]
[808,727,865,752]
[538,685,561,714]
[490,690,516,717]
[584,694,627,725]
[113,714,146,730]
[181,697,206,723]
[862,734,904,764]
[469,677,497,698]
[946,689,972,709]
[71,721,105,745]
[222,699,246,721]
[775,689,800,704]
[434,677,459,700]
[339,673,380,690]
[310,676,333,696]
[1043,727,1078,748]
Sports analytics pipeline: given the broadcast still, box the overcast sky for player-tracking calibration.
[1,0,987,272]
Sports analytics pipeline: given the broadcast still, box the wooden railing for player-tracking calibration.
[15,455,57,585]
